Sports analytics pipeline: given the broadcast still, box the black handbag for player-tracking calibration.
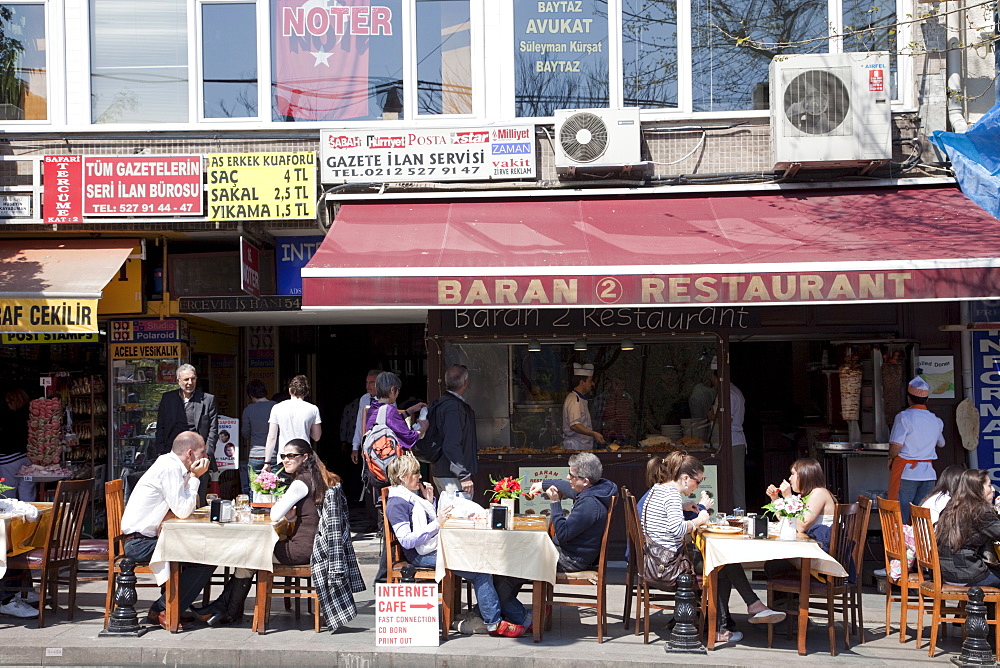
[641,489,695,590]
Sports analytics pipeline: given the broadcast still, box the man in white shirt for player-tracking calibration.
[121,431,215,630]
[263,375,322,470]
[709,362,747,511]
[888,375,945,523]
[562,363,606,450]
[350,369,380,464]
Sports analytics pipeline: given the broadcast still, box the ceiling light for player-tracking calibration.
[528,339,542,352]
[620,338,635,351]
[574,338,588,351]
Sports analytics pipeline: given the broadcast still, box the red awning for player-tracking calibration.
[302,187,1000,309]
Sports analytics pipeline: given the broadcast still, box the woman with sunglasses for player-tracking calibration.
[642,451,784,646]
[194,438,339,626]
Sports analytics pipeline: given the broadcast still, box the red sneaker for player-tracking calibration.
[490,620,527,638]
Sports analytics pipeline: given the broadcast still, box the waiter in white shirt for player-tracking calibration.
[350,369,380,464]
[708,357,747,511]
[888,375,945,523]
[562,363,606,450]
[120,431,216,631]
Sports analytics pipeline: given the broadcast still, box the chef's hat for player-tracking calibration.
[908,375,930,398]
[573,363,594,377]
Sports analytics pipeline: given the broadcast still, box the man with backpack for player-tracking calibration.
[428,364,479,498]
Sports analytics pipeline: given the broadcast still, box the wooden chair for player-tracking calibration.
[8,479,92,628]
[103,478,158,626]
[767,503,857,656]
[910,504,1000,660]
[622,487,637,631]
[255,565,320,633]
[848,495,873,642]
[544,495,616,644]
[621,488,676,642]
[877,497,920,642]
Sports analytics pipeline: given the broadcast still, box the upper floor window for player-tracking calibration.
[0,2,47,121]
[202,2,258,119]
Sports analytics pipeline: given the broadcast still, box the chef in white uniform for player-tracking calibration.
[562,363,606,450]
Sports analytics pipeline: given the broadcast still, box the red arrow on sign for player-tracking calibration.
[409,603,434,610]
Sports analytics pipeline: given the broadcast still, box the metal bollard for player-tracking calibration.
[665,573,706,655]
[99,557,149,637]
[950,586,996,667]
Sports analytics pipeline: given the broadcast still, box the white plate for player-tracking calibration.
[703,525,744,534]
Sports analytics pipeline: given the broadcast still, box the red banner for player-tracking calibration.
[240,237,261,298]
[83,156,203,216]
[42,155,83,224]
[272,0,383,121]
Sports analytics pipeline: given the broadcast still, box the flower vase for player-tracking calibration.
[252,493,275,508]
[778,516,798,541]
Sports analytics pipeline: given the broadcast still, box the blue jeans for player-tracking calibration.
[899,478,935,524]
[409,552,528,626]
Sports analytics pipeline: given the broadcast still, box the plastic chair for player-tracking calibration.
[8,479,92,628]
[544,495,616,643]
[877,497,919,642]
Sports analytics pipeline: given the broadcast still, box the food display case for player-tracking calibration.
[108,318,188,481]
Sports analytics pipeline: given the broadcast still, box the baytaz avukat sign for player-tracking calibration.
[303,267,1000,308]
[320,127,535,183]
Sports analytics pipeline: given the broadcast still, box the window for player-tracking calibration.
[513,0,609,117]
[202,3,257,118]
[0,2,47,121]
[622,0,677,109]
[90,0,188,123]
[416,0,472,115]
[270,0,404,122]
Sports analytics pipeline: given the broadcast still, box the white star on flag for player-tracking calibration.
[311,51,332,67]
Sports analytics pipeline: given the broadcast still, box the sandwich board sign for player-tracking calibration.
[375,582,439,646]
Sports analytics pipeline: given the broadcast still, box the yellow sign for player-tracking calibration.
[99,257,144,315]
[207,152,316,221]
[111,342,184,359]
[2,332,100,344]
[0,299,98,333]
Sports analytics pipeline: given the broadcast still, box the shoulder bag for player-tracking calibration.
[641,488,695,590]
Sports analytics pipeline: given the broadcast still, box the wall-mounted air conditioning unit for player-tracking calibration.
[770,52,892,171]
[554,108,647,176]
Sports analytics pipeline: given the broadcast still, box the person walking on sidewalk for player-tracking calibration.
[241,380,276,496]
[429,364,478,499]
[263,375,322,471]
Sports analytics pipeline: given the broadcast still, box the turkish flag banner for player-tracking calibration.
[272,0,388,121]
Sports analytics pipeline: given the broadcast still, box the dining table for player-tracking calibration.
[1,502,53,579]
[148,509,287,633]
[435,515,558,642]
[699,528,848,655]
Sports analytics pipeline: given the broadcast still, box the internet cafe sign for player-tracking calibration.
[320,126,535,183]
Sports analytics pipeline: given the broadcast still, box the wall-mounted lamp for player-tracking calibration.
[528,339,542,352]
[574,338,588,351]
[620,338,635,351]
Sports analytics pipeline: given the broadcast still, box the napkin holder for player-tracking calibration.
[490,505,509,530]
[211,499,235,523]
[752,516,768,539]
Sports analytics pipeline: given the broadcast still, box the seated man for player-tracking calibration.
[120,430,215,630]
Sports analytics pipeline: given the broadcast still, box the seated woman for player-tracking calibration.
[385,454,531,637]
[935,468,1000,587]
[526,452,618,572]
[643,451,784,646]
[765,457,837,546]
[194,438,337,626]
[921,464,965,523]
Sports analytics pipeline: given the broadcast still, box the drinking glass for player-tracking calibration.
[234,494,249,510]
[206,493,219,505]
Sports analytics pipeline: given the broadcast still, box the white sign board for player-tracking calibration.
[215,416,239,470]
[917,355,955,399]
[0,194,32,218]
[518,466,572,517]
[375,582,439,647]
[320,126,535,183]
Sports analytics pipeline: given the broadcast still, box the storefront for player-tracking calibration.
[302,186,1000,513]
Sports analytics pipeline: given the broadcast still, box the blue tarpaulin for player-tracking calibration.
[930,101,1000,219]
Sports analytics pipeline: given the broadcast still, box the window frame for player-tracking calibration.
[0,0,57,125]
[195,0,264,123]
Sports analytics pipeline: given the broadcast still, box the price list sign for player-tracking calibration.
[207,152,316,221]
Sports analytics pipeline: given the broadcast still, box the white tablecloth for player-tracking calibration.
[435,527,559,585]
[702,533,847,577]
[149,515,281,585]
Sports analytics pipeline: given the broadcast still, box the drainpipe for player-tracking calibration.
[947,0,970,132]
[961,301,975,468]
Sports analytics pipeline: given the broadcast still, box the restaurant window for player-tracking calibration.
[0,2,47,121]
[622,0,677,109]
[90,0,188,123]
[513,0,609,117]
[201,2,258,119]
[270,0,404,122]
[416,0,472,115]
[443,337,721,451]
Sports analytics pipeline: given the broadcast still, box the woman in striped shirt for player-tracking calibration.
[641,451,785,645]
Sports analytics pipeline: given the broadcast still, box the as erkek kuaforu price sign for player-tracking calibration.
[207,152,316,221]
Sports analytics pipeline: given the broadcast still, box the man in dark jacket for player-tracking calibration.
[429,364,478,497]
[154,364,218,503]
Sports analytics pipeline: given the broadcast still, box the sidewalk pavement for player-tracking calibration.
[0,531,971,666]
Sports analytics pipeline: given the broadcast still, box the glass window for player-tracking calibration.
[416,0,471,115]
[842,0,897,99]
[622,0,677,109]
[513,0,609,117]
[690,0,826,112]
[90,0,188,123]
[270,0,403,122]
[0,3,47,121]
[202,3,258,118]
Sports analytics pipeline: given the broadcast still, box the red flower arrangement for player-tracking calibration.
[485,475,523,502]
[0,477,12,495]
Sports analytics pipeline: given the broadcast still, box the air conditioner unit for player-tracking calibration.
[770,52,891,171]
[554,108,647,176]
